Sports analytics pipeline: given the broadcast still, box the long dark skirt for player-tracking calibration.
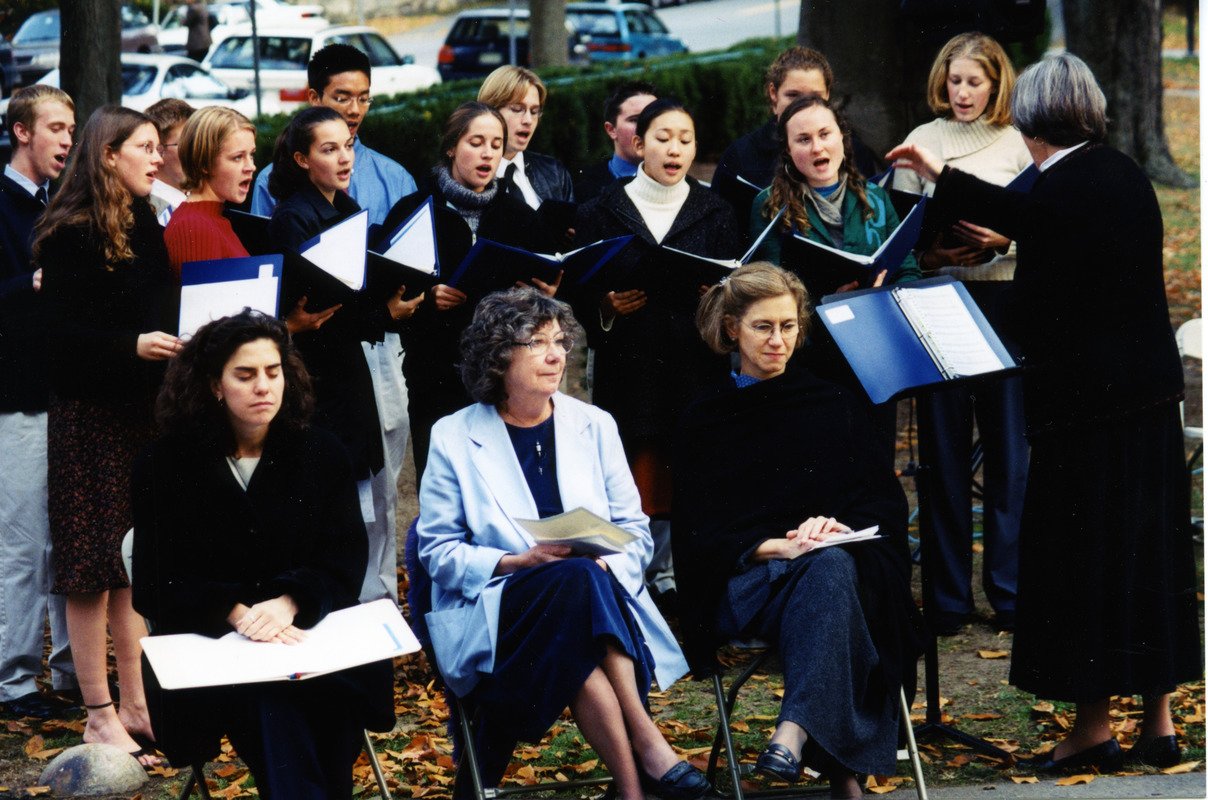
[1009,406,1202,702]
[718,547,899,776]
[469,559,654,790]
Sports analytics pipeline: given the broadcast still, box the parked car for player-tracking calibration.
[204,24,440,109]
[0,53,262,125]
[437,3,684,80]
[11,6,161,89]
[0,41,17,97]
[566,4,687,61]
[437,9,588,82]
[158,0,326,57]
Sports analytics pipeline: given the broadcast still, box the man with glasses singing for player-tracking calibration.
[145,98,195,226]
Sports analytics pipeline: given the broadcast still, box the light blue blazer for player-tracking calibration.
[417,393,689,698]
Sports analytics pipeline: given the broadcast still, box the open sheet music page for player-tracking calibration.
[809,526,882,551]
[893,284,1010,378]
[299,209,369,290]
[382,200,438,275]
[140,598,419,690]
[514,507,639,556]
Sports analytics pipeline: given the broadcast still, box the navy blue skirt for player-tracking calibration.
[469,558,653,786]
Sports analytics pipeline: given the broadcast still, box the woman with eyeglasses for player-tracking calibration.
[163,106,257,278]
[34,105,181,767]
[478,66,574,209]
[673,263,924,799]
[418,287,709,800]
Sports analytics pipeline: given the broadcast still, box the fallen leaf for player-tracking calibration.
[730,721,749,732]
[30,746,64,760]
[1055,774,1095,785]
[26,788,51,796]
[1162,761,1202,774]
[1010,776,1039,784]
[215,765,240,778]
[24,735,44,757]
[977,650,1009,659]
[963,713,1002,720]
[1032,701,1055,713]
[867,786,897,794]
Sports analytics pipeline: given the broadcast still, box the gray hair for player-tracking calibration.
[1010,52,1107,146]
[459,287,584,406]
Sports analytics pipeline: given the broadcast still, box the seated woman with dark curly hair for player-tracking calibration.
[417,287,709,800]
[131,310,393,800]
[673,263,924,799]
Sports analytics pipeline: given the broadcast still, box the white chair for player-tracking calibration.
[1176,319,1202,529]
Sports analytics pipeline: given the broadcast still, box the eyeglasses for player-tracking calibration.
[129,141,159,155]
[324,91,373,108]
[515,335,575,355]
[743,321,799,339]
[504,103,543,118]
[156,143,178,156]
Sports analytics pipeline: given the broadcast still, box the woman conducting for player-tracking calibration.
[381,101,553,483]
[572,97,740,539]
[163,106,257,276]
[892,32,1032,636]
[417,288,709,800]
[673,263,923,799]
[888,52,1200,772]
[36,105,180,767]
[132,311,393,798]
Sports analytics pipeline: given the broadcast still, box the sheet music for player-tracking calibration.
[893,284,1009,377]
[299,210,368,290]
[383,201,438,275]
[140,598,419,690]
[809,525,881,550]
[178,259,281,340]
[514,507,638,556]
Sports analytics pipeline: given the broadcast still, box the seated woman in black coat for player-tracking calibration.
[132,310,394,799]
[672,263,923,799]
[266,106,419,487]
[573,98,740,551]
[380,101,554,483]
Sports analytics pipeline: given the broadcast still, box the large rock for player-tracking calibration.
[38,743,148,796]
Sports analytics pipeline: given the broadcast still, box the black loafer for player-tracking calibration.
[755,742,802,783]
[1028,738,1122,774]
[1128,735,1180,769]
[638,761,711,800]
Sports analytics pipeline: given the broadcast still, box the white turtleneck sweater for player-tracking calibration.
[624,165,690,244]
[892,117,1032,281]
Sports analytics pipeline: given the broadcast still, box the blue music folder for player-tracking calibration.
[178,255,283,339]
[817,276,1018,404]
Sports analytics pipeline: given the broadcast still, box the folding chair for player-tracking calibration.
[122,530,393,800]
[404,521,614,800]
[703,644,927,800]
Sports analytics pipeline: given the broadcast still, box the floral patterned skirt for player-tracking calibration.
[48,394,154,594]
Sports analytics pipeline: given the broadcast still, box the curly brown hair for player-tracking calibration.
[156,310,314,455]
[32,105,155,268]
[761,96,871,238]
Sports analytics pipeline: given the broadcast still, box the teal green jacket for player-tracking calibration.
[749,184,920,283]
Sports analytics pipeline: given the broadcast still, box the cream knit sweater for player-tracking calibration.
[893,118,1032,281]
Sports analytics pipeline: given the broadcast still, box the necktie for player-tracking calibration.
[502,163,518,194]
[34,187,47,207]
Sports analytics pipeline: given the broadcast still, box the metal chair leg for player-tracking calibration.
[899,688,927,800]
[364,728,393,798]
[179,763,212,800]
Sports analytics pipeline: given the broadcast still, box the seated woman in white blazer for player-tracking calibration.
[417,287,708,800]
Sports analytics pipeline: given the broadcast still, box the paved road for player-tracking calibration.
[387,0,798,75]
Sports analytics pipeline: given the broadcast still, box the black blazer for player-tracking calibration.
[0,172,51,412]
[502,151,575,204]
[933,144,1183,434]
[269,184,386,478]
[132,426,393,763]
[573,159,618,205]
[38,200,175,408]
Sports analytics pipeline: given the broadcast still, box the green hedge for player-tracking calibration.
[253,38,793,182]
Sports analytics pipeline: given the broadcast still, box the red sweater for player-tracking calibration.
[164,200,249,279]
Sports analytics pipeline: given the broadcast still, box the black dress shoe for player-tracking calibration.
[1028,738,1123,774]
[3,692,61,720]
[1128,735,1180,769]
[638,761,711,800]
[755,742,802,783]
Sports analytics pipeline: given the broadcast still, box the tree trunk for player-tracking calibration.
[60,0,121,127]
[1064,0,1193,186]
[799,0,939,167]
[530,0,568,69]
